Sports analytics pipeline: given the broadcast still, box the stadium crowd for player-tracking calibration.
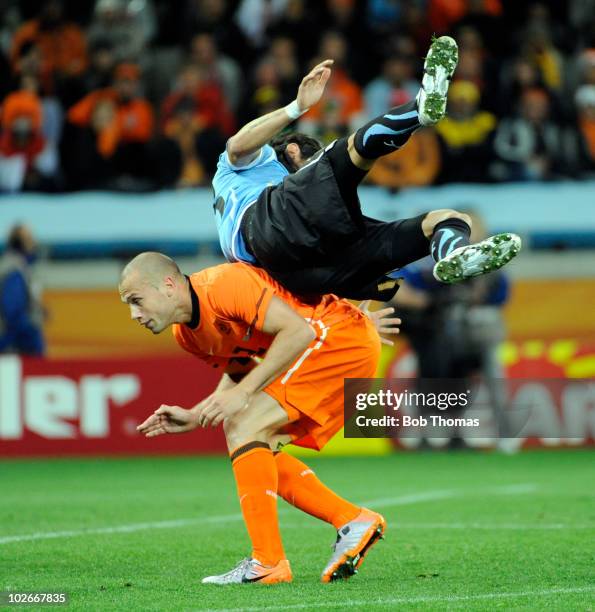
[1,0,595,192]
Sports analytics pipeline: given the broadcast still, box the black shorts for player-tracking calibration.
[241,138,429,300]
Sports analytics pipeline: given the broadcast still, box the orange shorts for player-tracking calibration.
[264,301,380,451]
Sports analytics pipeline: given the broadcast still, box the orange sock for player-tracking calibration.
[231,442,286,567]
[275,452,360,529]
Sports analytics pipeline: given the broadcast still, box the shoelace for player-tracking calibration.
[224,558,250,580]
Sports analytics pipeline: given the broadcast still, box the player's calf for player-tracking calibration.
[424,210,473,263]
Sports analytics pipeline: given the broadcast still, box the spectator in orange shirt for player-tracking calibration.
[0,90,44,158]
[0,89,58,192]
[68,62,153,157]
[10,0,87,97]
[63,62,162,189]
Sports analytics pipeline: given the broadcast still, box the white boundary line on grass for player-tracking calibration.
[390,522,595,530]
[0,513,244,545]
[280,521,595,531]
[0,484,538,545]
[202,586,595,612]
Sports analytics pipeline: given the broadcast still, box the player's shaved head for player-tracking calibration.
[119,252,192,334]
[120,251,182,289]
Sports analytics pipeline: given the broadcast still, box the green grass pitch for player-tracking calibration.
[1,449,593,611]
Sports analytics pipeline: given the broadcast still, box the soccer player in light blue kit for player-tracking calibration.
[212,37,521,301]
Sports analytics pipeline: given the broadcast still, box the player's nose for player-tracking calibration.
[130,305,142,321]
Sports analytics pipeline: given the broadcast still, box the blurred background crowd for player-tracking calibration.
[2,0,595,193]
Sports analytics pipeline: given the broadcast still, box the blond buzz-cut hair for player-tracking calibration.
[120,251,183,289]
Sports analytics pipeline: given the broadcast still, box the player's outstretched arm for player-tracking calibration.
[227,59,333,166]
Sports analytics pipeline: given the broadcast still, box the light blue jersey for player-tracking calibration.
[212,145,288,263]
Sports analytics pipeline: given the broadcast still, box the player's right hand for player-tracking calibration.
[296,59,333,112]
[136,404,198,437]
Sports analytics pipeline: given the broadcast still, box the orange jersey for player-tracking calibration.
[173,263,381,450]
[173,263,353,369]
[11,20,88,77]
[68,89,154,153]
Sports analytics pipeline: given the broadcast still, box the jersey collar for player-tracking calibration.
[185,275,200,329]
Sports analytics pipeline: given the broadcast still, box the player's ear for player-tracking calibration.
[163,275,176,293]
[285,142,301,165]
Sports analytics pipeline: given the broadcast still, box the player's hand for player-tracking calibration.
[296,59,333,112]
[197,387,251,428]
[358,300,402,346]
[136,405,198,437]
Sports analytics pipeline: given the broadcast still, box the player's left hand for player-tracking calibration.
[358,300,402,346]
[296,59,333,112]
[197,387,251,428]
[137,404,197,437]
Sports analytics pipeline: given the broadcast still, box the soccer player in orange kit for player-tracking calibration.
[120,251,399,585]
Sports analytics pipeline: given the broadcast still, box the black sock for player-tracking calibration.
[354,100,420,159]
[430,218,471,262]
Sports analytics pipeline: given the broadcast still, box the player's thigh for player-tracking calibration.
[223,391,291,452]
[272,214,430,295]
[341,214,429,271]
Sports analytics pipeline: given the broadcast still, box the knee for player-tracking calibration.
[421,209,472,238]
[223,413,276,450]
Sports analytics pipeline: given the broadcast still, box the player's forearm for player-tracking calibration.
[215,373,237,392]
[236,325,315,396]
[227,104,301,161]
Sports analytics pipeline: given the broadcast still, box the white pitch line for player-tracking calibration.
[490,483,538,494]
[0,484,539,545]
[201,586,595,612]
[395,522,595,531]
[279,521,595,531]
[361,489,457,508]
[0,513,244,545]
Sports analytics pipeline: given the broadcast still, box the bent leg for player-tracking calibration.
[348,35,459,168]
[274,452,360,529]
[265,215,429,300]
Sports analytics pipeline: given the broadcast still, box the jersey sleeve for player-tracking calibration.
[222,144,278,172]
[208,264,275,333]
